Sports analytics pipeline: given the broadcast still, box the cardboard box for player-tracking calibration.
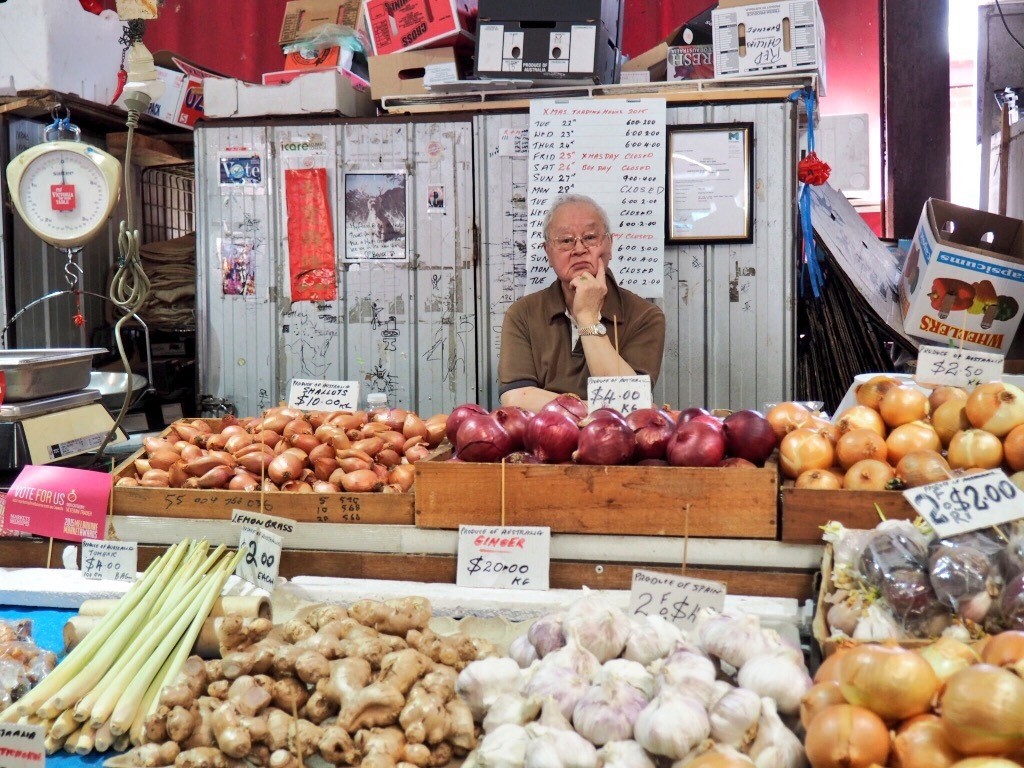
[279,0,364,46]
[364,0,477,56]
[115,66,204,129]
[204,69,375,119]
[263,65,370,91]
[667,45,714,81]
[898,199,1024,354]
[712,0,826,92]
[622,6,713,81]
[474,20,619,83]
[367,47,462,99]
[0,0,125,103]
[479,0,625,48]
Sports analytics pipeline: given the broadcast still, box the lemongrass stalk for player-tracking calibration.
[74,720,97,755]
[37,541,192,717]
[50,707,82,739]
[63,724,84,753]
[44,731,67,755]
[144,539,210,623]
[73,545,213,722]
[113,733,130,752]
[110,549,241,736]
[87,548,226,728]
[0,548,176,722]
[94,718,115,752]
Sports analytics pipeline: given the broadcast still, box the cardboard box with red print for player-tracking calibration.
[898,199,1024,355]
[365,0,477,56]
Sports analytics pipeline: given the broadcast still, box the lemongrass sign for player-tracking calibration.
[3,466,111,542]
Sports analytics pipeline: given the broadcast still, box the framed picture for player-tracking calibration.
[666,123,754,244]
[343,171,408,262]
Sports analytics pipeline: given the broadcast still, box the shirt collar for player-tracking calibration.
[542,269,625,324]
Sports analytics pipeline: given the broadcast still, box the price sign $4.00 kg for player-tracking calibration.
[903,469,1022,539]
[236,527,282,592]
[588,375,653,415]
[81,539,137,582]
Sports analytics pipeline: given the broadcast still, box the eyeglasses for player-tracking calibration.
[547,232,609,252]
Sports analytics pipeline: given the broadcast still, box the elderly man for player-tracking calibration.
[498,194,666,412]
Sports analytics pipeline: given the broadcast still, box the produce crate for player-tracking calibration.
[414,455,779,538]
[780,485,916,543]
[111,420,414,525]
[813,543,930,657]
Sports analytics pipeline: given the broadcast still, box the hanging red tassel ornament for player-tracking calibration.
[73,313,85,327]
[798,151,831,186]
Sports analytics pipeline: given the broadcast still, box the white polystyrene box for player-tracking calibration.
[0,0,125,103]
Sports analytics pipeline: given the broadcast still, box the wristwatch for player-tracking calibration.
[578,322,607,337]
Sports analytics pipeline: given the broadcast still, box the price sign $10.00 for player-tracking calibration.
[903,469,1022,539]
[236,527,282,592]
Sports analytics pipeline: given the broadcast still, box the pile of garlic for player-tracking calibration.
[456,595,811,768]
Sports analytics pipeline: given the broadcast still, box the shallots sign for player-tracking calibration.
[3,466,110,542]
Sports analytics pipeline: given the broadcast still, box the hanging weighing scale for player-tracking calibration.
[1,111,128,480]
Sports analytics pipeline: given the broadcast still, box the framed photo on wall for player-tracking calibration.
[343,171,408,261]
[666,123,754,244]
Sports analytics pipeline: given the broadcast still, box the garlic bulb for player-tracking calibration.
[596,740,656,768]
[695,611,772,670]
[824,589,862,637]
[736,647,811,716]
[537,696,573,731]
[483,693,543,733]
[572,679,649,745]
[528,613,567,658]
[746,697,807,768]
[562,594,631,663]
[524,723,599,768]
[651,649,718,705]
[595,659,655,699]
[469,723,531,768]
[510,634,540,668]
[535,636,601,681]
[707,685,761,749]
[851,602,902,641]
[623,614,683,666]
[525,663,590,721]
[458,657,528,722]
[633,689,710,759]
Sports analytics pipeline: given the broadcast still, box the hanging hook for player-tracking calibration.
[64,248,84,289]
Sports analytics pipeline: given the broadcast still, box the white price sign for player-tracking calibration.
[627,569,726,628]
[287,379,360,411]
[588,375,653,415]
[235,526,282,592]
[915,345,1004,389]
[903,469,1023,538]
[0,723,45,768]
[456,525,550,591]
[81,539,137,582]
[230,509,295,540]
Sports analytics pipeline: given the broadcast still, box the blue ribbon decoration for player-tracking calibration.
[789,87,824,298]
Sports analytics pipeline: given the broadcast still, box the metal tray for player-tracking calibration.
[0,348,106,402]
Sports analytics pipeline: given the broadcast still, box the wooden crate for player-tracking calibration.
[112,421,414,525]
[414,457,779,538]
[781,485,916,543]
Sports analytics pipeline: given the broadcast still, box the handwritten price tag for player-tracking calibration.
[627,569,726,628]
[0,723,45,768]
[903,469,1023,538]
[456,525,549,591]
[915,346,1004,389]
[230,509,295,540]
[588,375,653,415]
[81,539,137,582]
[287,378,360,411]
[236,527,282,592]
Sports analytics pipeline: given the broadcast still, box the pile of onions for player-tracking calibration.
[117,407,448,494]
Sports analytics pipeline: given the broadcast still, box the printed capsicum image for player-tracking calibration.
[928,277,975,319]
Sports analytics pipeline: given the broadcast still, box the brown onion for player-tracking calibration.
[255,413,290,434]
[116,477,140,487]
[282,418,313,439]
[880,385,930,428]
[980,630,1024,669]
[835,429,887,470]
[148,448,181,471]
[933,398,971,447]
[930,385,969,412]
[855,375,902,409]
[288,433,320,455]
[371,408,409,430]
[378,430,407,452]
[896,450,952,488]
[338,457,372,474]
[328,411,365,431]
[814,648,852,684]
[203,433,229,451]
[893,714,960,768]
[836,405,886,437]
[941,664,1024,755]
[224,433,254,454]
[253,430,282,448]
[765,401,814,441]
[307,442,335,463]
[804,704,891,768]
[268,453,304,485]
[795,469,842,490]
[311,481,339,494]
[340,469,383,493]
[228,473,260,491]
[281,480,313,493]
[167,461,189,488]
[389,464,416,492]
[843,459,895,490]
[404,444,431,464]
[1004,424,1024,472]
[402,412,429,441]
[185,455,228,477]
[800,680,846,730]
[143,436,173,454]
[352,436,385,457]
[947,428,1003,470]
[779,427,835,479]
[376,448,401,468]
[237,452,271,475]
[197,465,234,489]
[313,457,340,481]
[966,382,1024,437]
[838,644,938,721]
[885,420,941,464]
[134,459,152,476]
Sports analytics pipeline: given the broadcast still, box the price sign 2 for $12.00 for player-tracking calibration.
[236,527,282,592]
[904,469,1022,539]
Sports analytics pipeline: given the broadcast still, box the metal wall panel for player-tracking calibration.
[196,119,476,417]
[475,100,797,411]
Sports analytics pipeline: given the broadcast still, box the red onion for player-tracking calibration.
[574,418,636,465]
[723,409,777,466]
[507,451,542,464]
[626,408,677,461]
[689,413,725,434]
[667,421,727,467]
[587,407,629,424]
[456,414,513,463]
[446,403,489,444]
[718,457,756,468]
[492,406,534,451]
[541,393,589,422]
[678,407,712,424]
[525,410,580,463]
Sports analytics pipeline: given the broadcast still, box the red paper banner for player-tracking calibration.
[285,168,337,302]
[0,371,6,405]
[4,466,111,542]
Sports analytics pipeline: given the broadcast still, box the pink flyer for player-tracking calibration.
[4,466,111,542]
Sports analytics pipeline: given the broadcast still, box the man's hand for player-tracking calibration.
[571,266,607,325]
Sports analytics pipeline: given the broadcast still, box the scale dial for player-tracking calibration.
[5,140,122,249]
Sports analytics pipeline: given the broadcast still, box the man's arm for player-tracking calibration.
[500,385,559,412]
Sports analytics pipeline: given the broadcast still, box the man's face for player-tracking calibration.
[543,202,612,283]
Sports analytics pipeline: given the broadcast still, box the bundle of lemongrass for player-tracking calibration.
[0,539,243,755]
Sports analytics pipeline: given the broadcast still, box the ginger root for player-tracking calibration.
[304,604,348,630]
[348,597,432,636]
[175,746,227,768]
[318,724,358,765]
[210,702,251,759]
[337,682,405,732]
[356,727,407,768]
[377,649,434,696]
[398,687,447,745]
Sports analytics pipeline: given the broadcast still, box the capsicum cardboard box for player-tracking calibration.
[898,199,1024,354]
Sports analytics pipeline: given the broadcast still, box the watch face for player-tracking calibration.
[18,149,112,242]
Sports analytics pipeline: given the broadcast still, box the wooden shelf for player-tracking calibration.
[106,132,191,168]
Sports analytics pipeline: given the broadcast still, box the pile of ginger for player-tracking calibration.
[128,596,494,768]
